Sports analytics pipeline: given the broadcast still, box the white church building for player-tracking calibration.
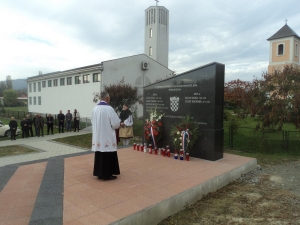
[27,4,172,118]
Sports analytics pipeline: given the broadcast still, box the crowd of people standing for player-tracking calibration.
[8,109,81,140]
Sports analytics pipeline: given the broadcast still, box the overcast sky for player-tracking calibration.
[1,0,300,82]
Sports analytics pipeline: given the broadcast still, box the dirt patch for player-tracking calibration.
[159,160,300,225]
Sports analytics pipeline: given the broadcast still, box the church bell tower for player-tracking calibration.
[144,1,169,68]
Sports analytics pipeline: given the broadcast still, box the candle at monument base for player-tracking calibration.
[141,145,144,152]
[185,153,190,161]
[174,150,178,159]
[162,148,166,156]
[158,148,161,155]
[137,144,140,151]
[144,147,148,153]
[154,148,158,155]
[149,144,152,154]
[133,143,136,150]
[180,149,184,160]
[167,149,170,157]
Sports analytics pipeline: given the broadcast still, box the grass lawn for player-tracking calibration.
[3,106,28,112]
[224,114,298,130]
[0,145,38,157]
[225,149,300,166]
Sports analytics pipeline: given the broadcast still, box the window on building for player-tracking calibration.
[67,77,72,85]
[278,44,284,55]
[29,83,32,92]
[93,73,100,82]
[83,75,90,83]
[42,81,46,88]
[75,76,81,84]
[34,97,36,105]
[296,43,299,57]
[48,80,52,87]
[38,96,41,105]
[29,97,32,105]
[33,83,36,92]
[149,47,152,56]
[53,79,58,87]
[38,82,41,92]
[150,28,153,38]
[60,78,65,86]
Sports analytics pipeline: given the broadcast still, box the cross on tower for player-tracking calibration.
[155,0,159,6]
[284,19,288,25]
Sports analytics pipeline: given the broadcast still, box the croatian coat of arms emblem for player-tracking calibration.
[170,96,179,112]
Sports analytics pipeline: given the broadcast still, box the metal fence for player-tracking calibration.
[225,125,300,154]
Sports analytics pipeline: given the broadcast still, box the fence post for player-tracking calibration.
[229,125,233,149]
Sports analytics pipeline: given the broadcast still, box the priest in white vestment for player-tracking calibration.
[91,91,121,180]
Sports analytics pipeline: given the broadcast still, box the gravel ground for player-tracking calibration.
[159,159,300,225]
[242,161,300,197]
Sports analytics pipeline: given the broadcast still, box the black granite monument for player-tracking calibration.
[143,62,225,161]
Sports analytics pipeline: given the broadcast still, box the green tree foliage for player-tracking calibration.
[3,89,18,106]
[103,84,143,112]
[0,81,7,97]
[233,65,300,130]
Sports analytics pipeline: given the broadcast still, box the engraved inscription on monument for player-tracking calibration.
[143,62,225,161]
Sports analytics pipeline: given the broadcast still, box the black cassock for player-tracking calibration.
[93,151,120,179]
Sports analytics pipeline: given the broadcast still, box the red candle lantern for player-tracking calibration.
[137,144,140,151]
[141,145,144,152]
[167,149,170,157]
[154,148,158,155]
[185,153,190,161]
[162,148,166,156]
[133,143,136,150]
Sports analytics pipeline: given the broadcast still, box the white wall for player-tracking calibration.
[27,54,173,119]
[28,69,101,118]
[102,54,173,117]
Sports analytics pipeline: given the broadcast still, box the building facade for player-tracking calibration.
[27,54,173,118]
[267,23,300,73]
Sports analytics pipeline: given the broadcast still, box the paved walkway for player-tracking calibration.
[0,130,91,167]
[0,129,257,225]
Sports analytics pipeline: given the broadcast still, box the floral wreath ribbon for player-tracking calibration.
[181,129,189,153]
[150,126,157,149]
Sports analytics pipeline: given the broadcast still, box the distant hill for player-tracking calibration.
[12,79,27,90]
[0,79,27,91]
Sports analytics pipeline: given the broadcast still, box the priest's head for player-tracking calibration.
[101,91,110,103]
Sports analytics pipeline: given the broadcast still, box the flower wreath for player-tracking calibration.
[144,108,164,148]
[170,115,200,153]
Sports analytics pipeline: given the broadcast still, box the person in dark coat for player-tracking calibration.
[57,110,65,133]
[36,113,44,137]
[32,114,38,136]
[9,116,18,141]
[73,109,80,132]
[65,110,72,132]
[20,117,28,138]
[26,114,34,137]
[46,113,54,135]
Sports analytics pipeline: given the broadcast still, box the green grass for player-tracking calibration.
[225,149,300,166]
[224,115,298,131]
[53,133,139,149]
[3,106,28,112]
[0,145,38,157]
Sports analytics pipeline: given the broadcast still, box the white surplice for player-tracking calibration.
[91,102,120,152]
